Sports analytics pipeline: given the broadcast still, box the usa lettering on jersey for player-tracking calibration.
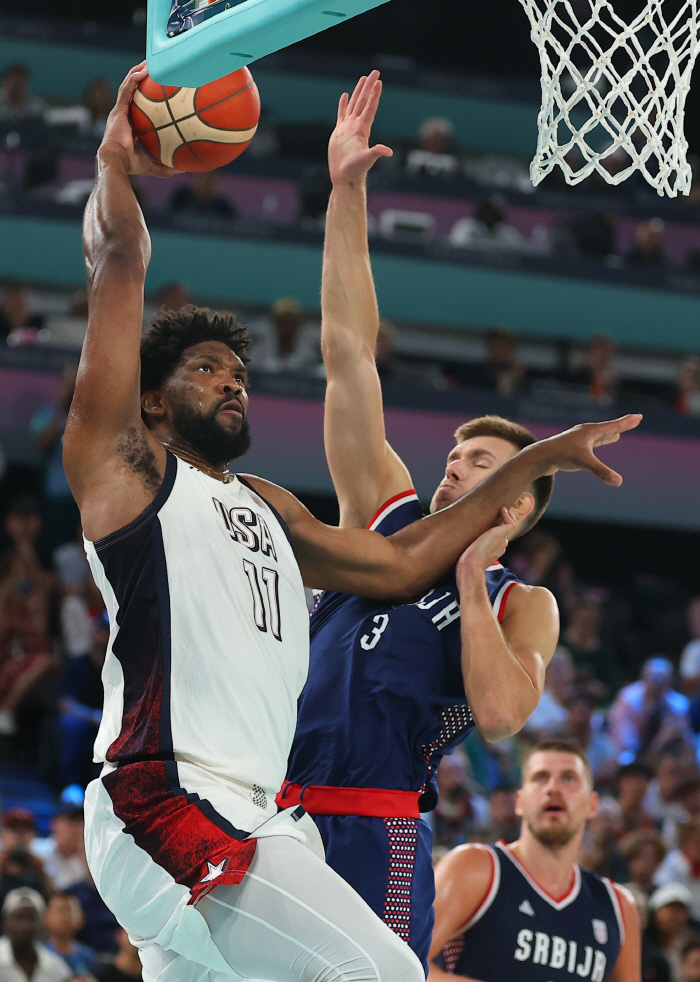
[514,929,607,980]
[212,495,282,641]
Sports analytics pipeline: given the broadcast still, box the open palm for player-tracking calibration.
[328,70,392,186]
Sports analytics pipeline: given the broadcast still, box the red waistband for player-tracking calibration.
[276,781,421,818]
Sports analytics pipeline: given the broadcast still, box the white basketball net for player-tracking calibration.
[517,0,700,195]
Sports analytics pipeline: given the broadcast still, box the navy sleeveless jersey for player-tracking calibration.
[442,843,624,982]
[286,490,521,807]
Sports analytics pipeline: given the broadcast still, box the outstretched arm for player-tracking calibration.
[63,63,176,540]
[246,414,641,600]
[456,513,560,742]
[322,72,411,528]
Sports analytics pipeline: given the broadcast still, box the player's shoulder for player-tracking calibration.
[436,841,495,881]
[367,488,424,534]
[500,582,558,618]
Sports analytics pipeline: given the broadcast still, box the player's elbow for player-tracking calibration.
[473,703,528,743]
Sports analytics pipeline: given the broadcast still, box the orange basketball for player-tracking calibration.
[130,67,260,172]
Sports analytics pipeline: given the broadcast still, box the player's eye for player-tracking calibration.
[198,365,213,372]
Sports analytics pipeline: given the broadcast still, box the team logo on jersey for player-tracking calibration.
[592,919,608,945]
[200,858,228,883]
[518,899,535,916]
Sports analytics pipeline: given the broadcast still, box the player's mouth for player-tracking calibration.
[543,802,566,815]
[218,399,243,418]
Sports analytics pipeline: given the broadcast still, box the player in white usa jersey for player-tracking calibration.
[64,61,642,982]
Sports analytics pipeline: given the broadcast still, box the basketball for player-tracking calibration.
[129,67,260,172]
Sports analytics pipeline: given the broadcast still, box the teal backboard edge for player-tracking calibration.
[147,0,394,86]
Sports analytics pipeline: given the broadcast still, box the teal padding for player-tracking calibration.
[2,213,700,351]
[146,0,393,87]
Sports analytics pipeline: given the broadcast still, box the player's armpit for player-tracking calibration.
[429,844,494,981]
[608,885,641,982]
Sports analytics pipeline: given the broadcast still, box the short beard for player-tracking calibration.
[526,820,577,849]
[170,402,251,469]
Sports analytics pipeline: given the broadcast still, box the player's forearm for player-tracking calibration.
[321,183,380,367]
[457,572,540,742]
[83,145,150,281]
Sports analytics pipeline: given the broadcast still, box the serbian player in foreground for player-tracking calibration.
[429,741,640,982]
[280,70,634,973]
[64,61,640,982]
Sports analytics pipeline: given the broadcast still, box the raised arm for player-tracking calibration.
[246,414,641,599]
[63,63,175,538]
[322,72,412,528]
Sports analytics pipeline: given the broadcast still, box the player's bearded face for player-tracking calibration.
[517,753,596,850]
[171,397,251,468]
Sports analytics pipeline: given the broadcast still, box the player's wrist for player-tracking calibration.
[97,142,131,170]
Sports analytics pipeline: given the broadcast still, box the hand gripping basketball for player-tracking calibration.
[101,63,178,178]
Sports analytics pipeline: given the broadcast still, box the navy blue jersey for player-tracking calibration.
[286,491,521,808]
[442,843,624,982]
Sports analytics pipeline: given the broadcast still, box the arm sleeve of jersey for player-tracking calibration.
[366,491,422,533]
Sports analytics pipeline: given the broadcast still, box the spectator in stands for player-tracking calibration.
[559,595,621,698]
[247,297,322,374]
[484,784,519,843]
[0,888,70,982]
[626,882,673,982]
[94,928,142,982]
[156,282,191,313]
[675,358,700,417]
[0,839,53,911]
[44,893,98,978]
[654,818,700,921]
[621,830,667,895]
[405,117,459,179]
[681,596,700,729]
[0,65,47,123]
[680,938,700,982]
[628,218,667,268]
[1,811,37,855]
[31,365,80,558]
[585,795,627,880]
[169,171,236,219]
[522,646,573,739]
[647,883,695,980]
[563,211,616,261]
[67,877,118,957]
[609,657,694,765]
[480,325,526,396]
[646,754,697,846]
[431,750,489,848]
[584,333,618,404]
[448,196,524,252]
[57,612,106,788]
[81,77,114,138]
[563,688,618,785]
[0,496,58,737]
[617,763,656,834]
[0,284,44,343]
[32,802,88,892]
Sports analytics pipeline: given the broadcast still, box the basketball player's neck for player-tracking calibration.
[508,828,583,900]
[160,436,233,483]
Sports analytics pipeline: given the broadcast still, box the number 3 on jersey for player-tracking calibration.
[243,559,282,641]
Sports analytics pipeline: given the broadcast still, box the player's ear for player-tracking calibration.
[512,491,535,524]
[514,788,524,818]
[141,389,166,420]
[587,791,600,821]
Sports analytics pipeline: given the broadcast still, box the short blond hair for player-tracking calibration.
[522,739,594,788]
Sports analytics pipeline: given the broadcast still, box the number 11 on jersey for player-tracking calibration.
[242,559,282,641]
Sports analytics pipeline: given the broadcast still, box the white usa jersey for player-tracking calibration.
[84,451,310,796]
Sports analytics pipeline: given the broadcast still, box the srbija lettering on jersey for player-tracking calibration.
[84,453,309,795]
[440,843,623,982]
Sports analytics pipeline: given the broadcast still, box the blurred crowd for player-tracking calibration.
[4,60,700,284]
[3,279,700,418]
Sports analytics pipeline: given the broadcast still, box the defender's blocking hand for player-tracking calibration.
[530,414,643,486]
[329,70,393,187]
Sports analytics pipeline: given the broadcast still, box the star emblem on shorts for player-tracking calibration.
[200,858,228,883]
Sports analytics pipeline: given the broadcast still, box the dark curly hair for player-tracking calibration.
[140,305,251,394]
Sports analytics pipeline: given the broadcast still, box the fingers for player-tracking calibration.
[115,62,148,109]
[359,76,382,125]
[370,143,393,159]
[346,75,367,116]
[353,70,379,119]
[582,450,623,486]
[337,92,349,123]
